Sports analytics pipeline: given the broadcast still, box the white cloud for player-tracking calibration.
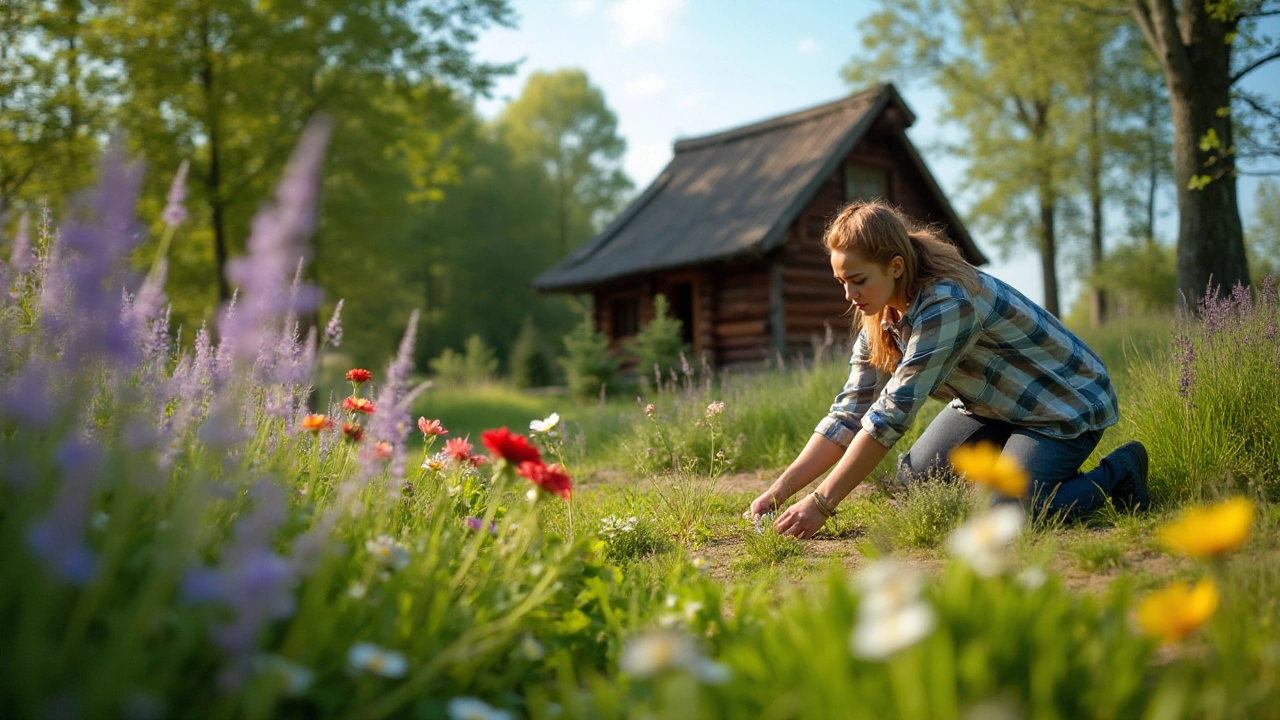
[626,74,668,97]
[678,92,703,108]
[567,0,596,16]
[610,0,687,46]
[796,38,820,54]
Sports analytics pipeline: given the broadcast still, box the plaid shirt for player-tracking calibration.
[815,271,1120,450]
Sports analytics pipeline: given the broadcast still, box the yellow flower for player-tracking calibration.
[1136,579,1219,644]
[949,442,1029,498]
[1158,497,1256,558]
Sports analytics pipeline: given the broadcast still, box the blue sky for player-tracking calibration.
[471,0,1279,312]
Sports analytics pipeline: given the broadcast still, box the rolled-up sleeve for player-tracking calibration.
[861,294,981,448]
[815,331,889,448]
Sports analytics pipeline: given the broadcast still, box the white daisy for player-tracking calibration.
[347,642,408,678]
[619,630,729,684]
[529,412,560,434]
[855,560,925,618]
[947,505,1026,577]
[850,602,936,660]
[365,534,410,571]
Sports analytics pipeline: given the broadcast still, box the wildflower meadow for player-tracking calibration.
[4,127,1280,720]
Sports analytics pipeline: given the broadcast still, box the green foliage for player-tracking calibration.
[738,524,804,572]
[560,312,619,400]
[1069,533,1125,571]
[496,69,633,256]
[628,294,688,389]
[464,334,500,384]
[510,317,556,389]
[429,347,467,386]
[1085,239,1179,316]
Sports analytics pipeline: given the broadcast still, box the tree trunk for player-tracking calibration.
[1131,0,1249,306]
[1038,180,1060,318]
[199,10,231,302]
[1088,76,1106,326]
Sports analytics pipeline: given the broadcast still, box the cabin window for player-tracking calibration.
[844,163,889,203]
[611,297,640,339]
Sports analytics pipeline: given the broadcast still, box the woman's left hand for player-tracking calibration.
[774,495,828,539]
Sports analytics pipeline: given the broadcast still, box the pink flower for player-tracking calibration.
[418,417,448,437]
[444,437,473,462]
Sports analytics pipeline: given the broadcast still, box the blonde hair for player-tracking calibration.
[822,201,979,373]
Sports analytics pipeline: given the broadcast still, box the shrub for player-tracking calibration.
[628,293,687,388]
[560,311,619,399]
[463,333,499,384]
[428,346,467,385]
[509,316,555,388]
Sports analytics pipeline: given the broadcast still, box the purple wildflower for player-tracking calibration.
[181,481,298,689]
[162,160,190,228]
[365,311,420,483]
[26,437,103,585]
[220,118,330,365]
[464,516,499,536]
[322,298,344,348]
[9,212,32,272]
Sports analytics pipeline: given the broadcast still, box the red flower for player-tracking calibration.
[342,422,365,442]
[418,417,448,437]
[374,441,394,459]
[342,397,376,415]
[518,461,573,500]
[300,414,333,432]
[468,454,488,468]
[346,368,372,384]
[480,427,542,466]
[444,437,473,462]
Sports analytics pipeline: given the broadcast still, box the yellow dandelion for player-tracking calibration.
[949,442,1029,498]
[1136,579,1219,644]
[1158,497,1256,558]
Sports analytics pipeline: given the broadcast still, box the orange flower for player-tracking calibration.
[518,461,572,500]
[300,414,333,432]
[1136,579,1219,644]
[1158,497,1256,558]
[949,442,1030,498]
[418,417,448,437]
[346,368,372,384]
[342,422,365,443]
[342,397,376,415]
[374,441,393,459]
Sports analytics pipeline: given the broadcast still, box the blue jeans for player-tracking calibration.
[896,406,1131,517]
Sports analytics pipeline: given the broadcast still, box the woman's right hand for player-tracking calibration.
[747,484,788,519]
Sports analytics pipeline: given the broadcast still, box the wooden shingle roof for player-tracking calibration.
[534,84,983,292]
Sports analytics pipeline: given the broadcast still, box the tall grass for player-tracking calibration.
[1121,282,1280,503]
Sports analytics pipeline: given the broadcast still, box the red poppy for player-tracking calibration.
[480,427,542,466]
[342,422,365,442]
[346,368,372,384]
[518,461,573,500]
[418,417,448,437]
[342,397,376,415]
[300,414,333,432]
[374,441,394,459]
[444,437,473,462]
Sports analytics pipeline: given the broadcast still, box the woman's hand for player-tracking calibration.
[774,494,828,539]
[748,485,787,519]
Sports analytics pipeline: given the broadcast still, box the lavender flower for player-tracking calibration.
[1200,278,1228,339]
[1262,275,1277,340]
[464,516,499,536]
[220,119,330,365]
[9,212,32,272]
[182,481,298,689]
[162,160,190,228]
[363,311,420,484]
[322,298,344,348]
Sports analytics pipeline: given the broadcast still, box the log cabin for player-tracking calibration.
[532,83,987,370]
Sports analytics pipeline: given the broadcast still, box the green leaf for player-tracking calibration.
[1188,175,1213,191]
[1199,128,1222,152]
